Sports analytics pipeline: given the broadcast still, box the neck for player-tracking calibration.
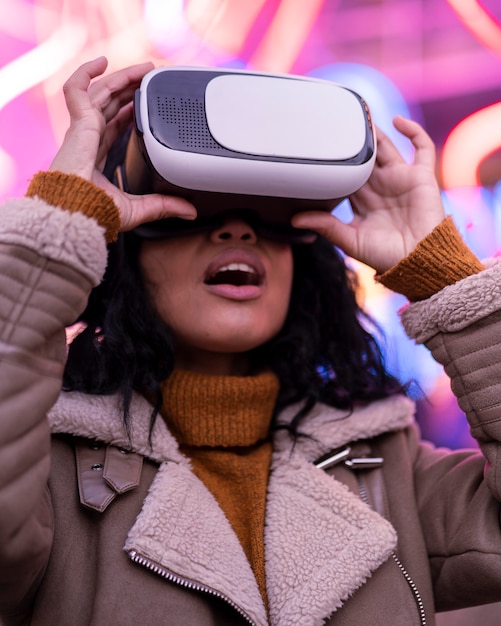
[174,346,252,376]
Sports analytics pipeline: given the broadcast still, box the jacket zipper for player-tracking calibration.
[127,549,257,626]
[356,476,427,626]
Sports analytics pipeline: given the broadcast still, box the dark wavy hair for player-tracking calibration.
[63,132,405,435]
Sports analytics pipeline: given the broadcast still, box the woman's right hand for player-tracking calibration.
[49,57,197,231]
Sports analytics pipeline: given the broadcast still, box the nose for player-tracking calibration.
[210,218,257,243]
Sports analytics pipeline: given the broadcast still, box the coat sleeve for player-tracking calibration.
[0,196,107,622]
[401,257,501,500]
[400,259,501,610]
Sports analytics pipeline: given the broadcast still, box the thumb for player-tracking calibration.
[120,193,198,231]
[292,211,356,253]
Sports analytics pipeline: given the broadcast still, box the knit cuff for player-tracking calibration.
[376,216,485,301]
[26,171,121,243]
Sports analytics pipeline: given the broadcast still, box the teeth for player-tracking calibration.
[218,263,256,274]
[205,261,260,286]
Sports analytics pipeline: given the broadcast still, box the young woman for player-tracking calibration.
[1,57,500,626]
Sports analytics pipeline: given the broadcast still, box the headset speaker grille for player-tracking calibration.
[156,96,222,150]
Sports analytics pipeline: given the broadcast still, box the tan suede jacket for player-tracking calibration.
[1,196,501,626]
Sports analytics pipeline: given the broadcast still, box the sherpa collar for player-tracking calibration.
[48,391,414,626]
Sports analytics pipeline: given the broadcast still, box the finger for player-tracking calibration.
[95,102,133,167]
[348,188,375,218]
[88,62,154,120]
[374,125,406,168]
[62,56,109,120]
[291,210,357,253]
[393,116,436,169]
[89,62,153,100]
[121,194,198,231]
[96,86,138,124]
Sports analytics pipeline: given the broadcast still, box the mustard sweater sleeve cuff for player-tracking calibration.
[26,171,121,243]
[376,215,485,301]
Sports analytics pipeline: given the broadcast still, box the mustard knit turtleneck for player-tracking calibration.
[159,369,280,607]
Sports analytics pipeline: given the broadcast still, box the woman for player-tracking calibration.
[1,57,500,626]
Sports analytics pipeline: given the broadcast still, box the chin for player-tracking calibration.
[199,324,280,352]
[206,336,272,354]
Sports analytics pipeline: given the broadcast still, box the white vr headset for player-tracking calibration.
[120,66,376,238]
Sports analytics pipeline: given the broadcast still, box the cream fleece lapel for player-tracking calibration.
[273,394,415,463]
[48,390,187,465]
[265,458,397,626]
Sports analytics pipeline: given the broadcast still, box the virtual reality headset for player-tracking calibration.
[118,66,376,238]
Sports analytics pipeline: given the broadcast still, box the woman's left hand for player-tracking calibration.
[291,116,446,274]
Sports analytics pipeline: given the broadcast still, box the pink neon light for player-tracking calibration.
[184,0,267,55]
[441,102,501,188]
[447,0,501,56]
[250,0,325,73]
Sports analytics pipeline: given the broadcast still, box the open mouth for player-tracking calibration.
[204,262,261,287]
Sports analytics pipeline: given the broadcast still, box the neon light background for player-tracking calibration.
[2,0,501,450]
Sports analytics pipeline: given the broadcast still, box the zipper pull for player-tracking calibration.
[314,446,351,470]
[345,457,384,469]
[314,446,384,470]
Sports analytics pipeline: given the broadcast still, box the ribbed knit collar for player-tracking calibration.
[159,369,280,448]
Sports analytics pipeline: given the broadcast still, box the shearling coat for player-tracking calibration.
[1,197,501,626]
